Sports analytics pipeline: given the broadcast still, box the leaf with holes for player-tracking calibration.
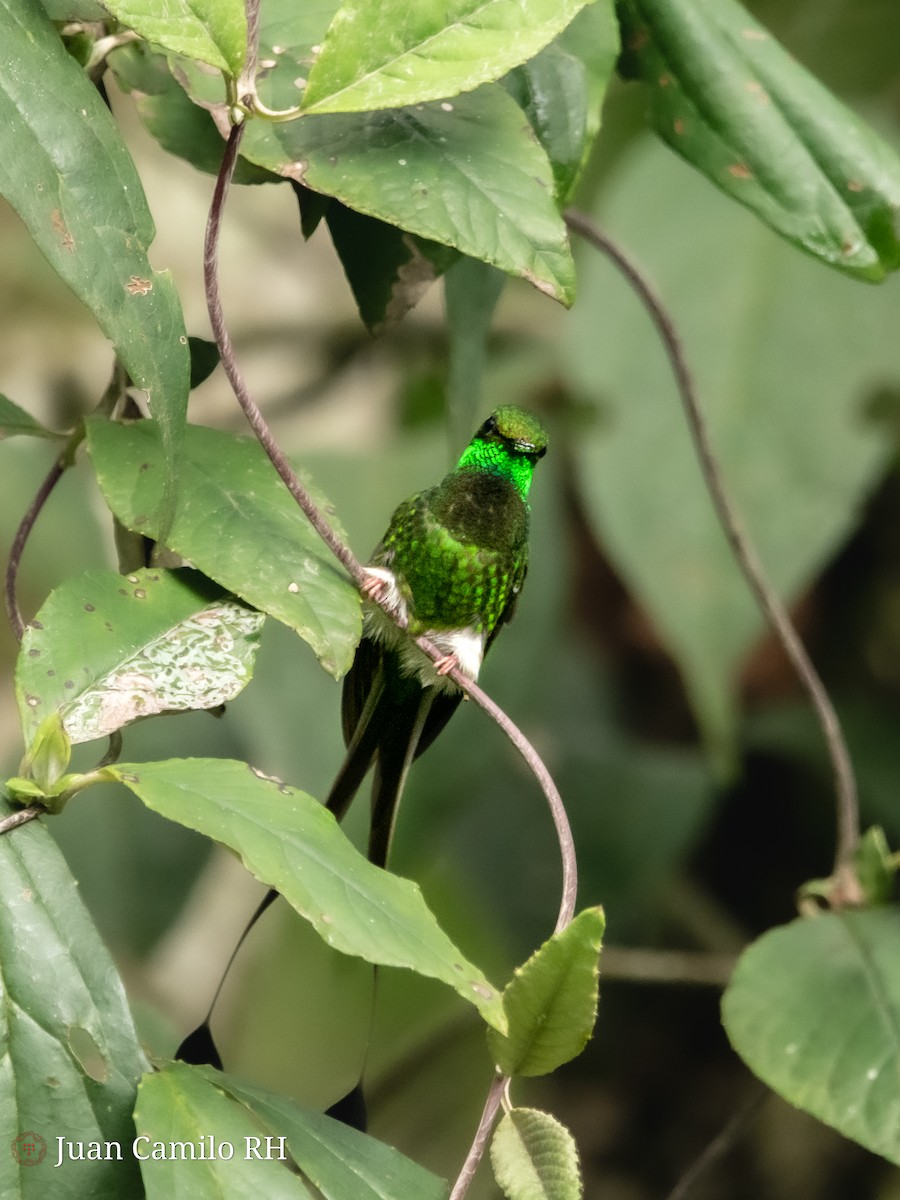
[0,790,148,1200]
[491,1108,582,1200]
[722,909,900,1165]
[489,907,604,1077]
[617,0,900,279]
[86,419,361,678]
[109,757,507,1031]
[15,567,263,748]
[300,0,597,114]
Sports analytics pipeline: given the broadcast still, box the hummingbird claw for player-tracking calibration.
[361,572,388,603]
[433,653,459,677]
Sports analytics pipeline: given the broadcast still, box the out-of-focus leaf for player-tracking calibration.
[300,0,597,115]
[489,908,604,1077]
[618,0,900,279]
[490,1108,582,1200]
[85,419,360,678]
[504,2,619,201]
[564,140,898,754]
[0,395,60,440]
[109,758,507,1030]
[102,0,246,75]
[722,909,900,1164]
[0,0,189,531]
[0,791,149,1200]
[444,256,507,445]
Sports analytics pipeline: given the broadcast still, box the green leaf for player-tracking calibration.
[134,1064,313,1198]
[205,1066,450,1199]
[300,0,597,115]
[444,256,507,447]
[85,419,361,678]
[0,791,149,1199]
[109,43,273,184]
[101,0,246,74]
[241,85,575,304]
[19,712,71,791]
[108,758,507,1030]
[618,0,900,280]
[325,201,458,332]
[15,567,263,748]
[503,2,619,202]
[489,908,604,1077]
[563,139,898,756]
[490,1108,582,1200]
[722,909,900,1165]
[0,394,60,440]
[0,0,190,531]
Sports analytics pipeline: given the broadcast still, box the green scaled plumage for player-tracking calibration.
[326,406,548,867]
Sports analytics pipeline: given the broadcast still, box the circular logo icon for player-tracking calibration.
[12,1131,47,1166]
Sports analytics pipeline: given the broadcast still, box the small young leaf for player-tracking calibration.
[206,1066,450,1199]
[16,567,263,747]
[86,419,361,678]
[489,907,604,1077]
[722,909,900,1165]
[101,0,247,75]
[618,0,900,279]
[0,394,60,440]
[20,712,71,791]
[134,1064,313,1199]
[490,1108,582,1200]
[300,0,596,115]
[108,758,507,1031]
[0,790,149,1199]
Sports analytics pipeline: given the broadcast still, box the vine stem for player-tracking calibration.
[449,1075,506,1200]
[4,454,67,641]
[564,209,862,906]
[204,119,577,933]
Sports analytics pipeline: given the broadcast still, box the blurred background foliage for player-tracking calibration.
[3,0,900,1196]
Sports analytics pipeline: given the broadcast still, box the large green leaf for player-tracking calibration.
[0,792,149,1200]
[85,419,360,678]
[722,909,900,1164]
[134,1063,313,1198]
[101,0,246,74]
[490,1108,582,1200]
[564,139,898,754]
[489,908,604,1078]
[108,758,507,1030]
[300,0,597,114]
[243,86,574,303]
[15,568,263,748]
[0,0,189,524]
[618,0,900,279]
[444,256,507,447]
[208,1066,449,1199]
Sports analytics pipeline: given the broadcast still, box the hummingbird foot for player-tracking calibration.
[361,567,406,618]
[433,652,460,677]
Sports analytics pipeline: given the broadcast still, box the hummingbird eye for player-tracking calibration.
[479,415,498,438]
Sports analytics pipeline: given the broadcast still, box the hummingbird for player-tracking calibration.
[325,405,549,867]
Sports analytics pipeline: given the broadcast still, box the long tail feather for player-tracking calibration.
[368,688,434,868]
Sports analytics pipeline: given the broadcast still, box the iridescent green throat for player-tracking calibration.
[454,407,549,501]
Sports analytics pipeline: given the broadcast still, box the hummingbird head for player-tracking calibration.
[456,406,548,498]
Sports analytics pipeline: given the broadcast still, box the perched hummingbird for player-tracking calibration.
[325,405,548,867]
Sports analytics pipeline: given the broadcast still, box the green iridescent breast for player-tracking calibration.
[374,470,529,636]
